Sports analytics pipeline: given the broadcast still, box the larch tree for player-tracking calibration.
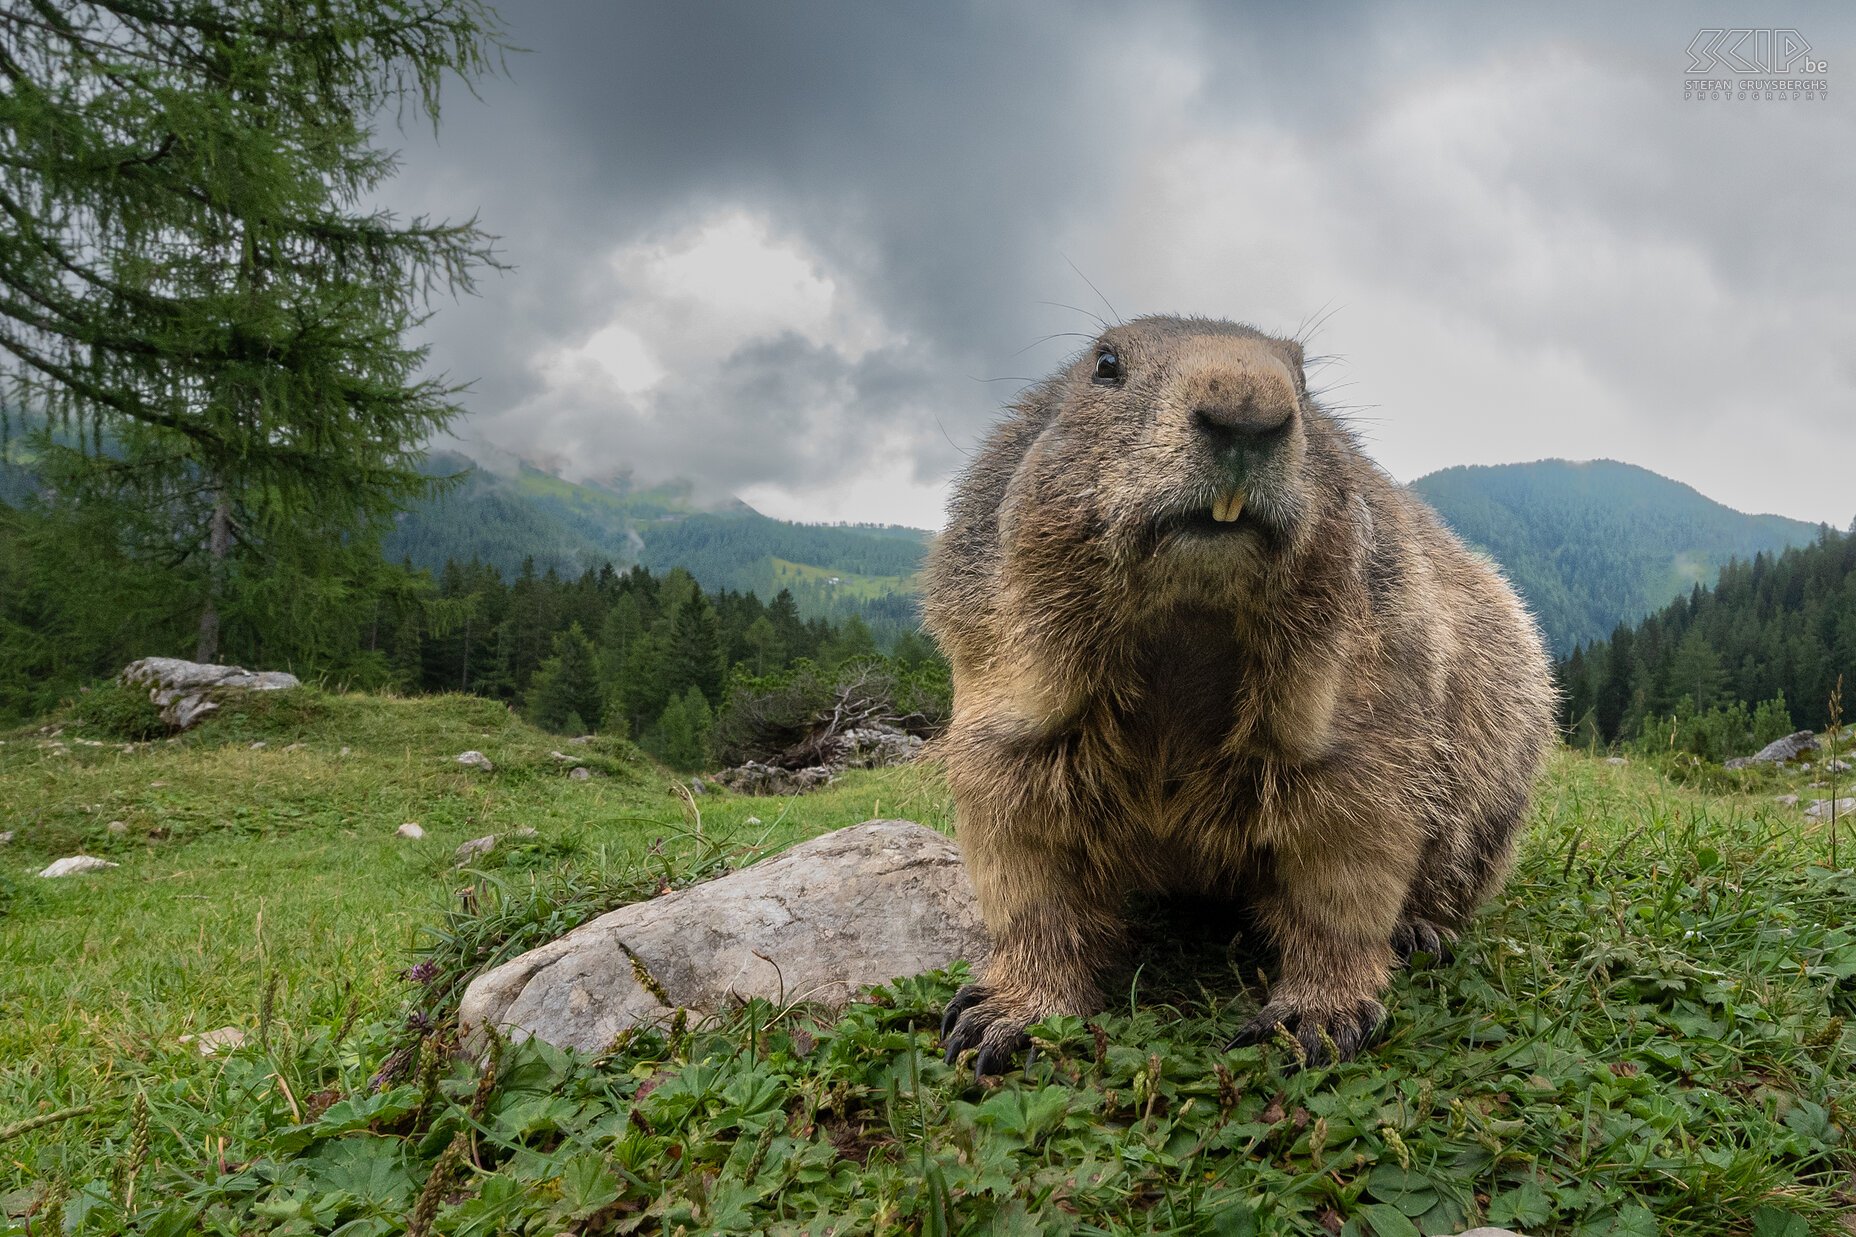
[0,0,504,663]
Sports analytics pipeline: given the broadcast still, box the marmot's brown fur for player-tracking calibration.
[923,315,1555,1074]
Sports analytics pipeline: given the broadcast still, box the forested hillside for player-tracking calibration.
[1413,459,1820,654]
[1560,526,1856,749]
[384,454,930,634]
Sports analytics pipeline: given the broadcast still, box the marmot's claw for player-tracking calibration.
[1390,918,1457,966]
[940,983,990,1039]
[1226,997,1386,1068]
[940,988,1032,1074]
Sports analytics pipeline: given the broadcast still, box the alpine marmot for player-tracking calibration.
[923,315,1555,1074]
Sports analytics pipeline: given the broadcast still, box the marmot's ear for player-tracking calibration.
[1281,339,1308,396]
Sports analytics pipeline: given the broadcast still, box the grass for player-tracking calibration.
[769,557,920,602]
[0,694,1851,1235]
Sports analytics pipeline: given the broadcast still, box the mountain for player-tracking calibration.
[384,454,932,633]
[1411,460,1822,655]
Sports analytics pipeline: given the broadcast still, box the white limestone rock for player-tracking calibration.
[458,820,989,1053]
[39,855,119,878]
[120,657,300,731]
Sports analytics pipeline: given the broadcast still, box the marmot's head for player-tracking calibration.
[1000,316,1346,602]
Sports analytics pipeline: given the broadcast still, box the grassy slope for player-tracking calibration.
[768,557,920,602]
[1,695,1852,1235]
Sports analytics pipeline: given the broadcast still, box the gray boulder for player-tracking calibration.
[713,761,837,796]
[839,726,927,769]
[1725,730,1818,770]
[1806,798,1856,821]
[121,657,300,731]
[457,820,988,1053]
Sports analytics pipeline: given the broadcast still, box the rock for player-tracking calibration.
[839,726,926,769]
[688,777,707,794]
[120,657,300,731]
[396,822,425,840]
[713,761,836,796]
[39,855,118,878]
[454,828,538,866]
[745,816,762,826]
[248,741,267,750]
[282,743,304,753]
[569,766,591,781]
[106,821,129,836]
[179,1026,247,1055]
[0,831,14,845]
[455,834,498,864]
[1603,756,1628,766]
[569,735,592,745]
[338,746,351,757]
[1829,759,1852,774]
[549,750,575,762]
[1725,730,1818,770]
[458,820,989,1053]
[1806,798,1856,822]
[1775,794,1800,807]
[456,750,494,771]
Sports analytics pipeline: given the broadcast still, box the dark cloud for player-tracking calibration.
[387,1,1856,526]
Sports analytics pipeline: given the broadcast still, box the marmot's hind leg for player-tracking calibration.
[1395,798,1528,965]
[1389,916,1457,966]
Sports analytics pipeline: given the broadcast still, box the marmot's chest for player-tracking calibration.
[1119,612,1249,772]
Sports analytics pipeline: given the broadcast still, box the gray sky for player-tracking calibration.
[390,1,1854,529]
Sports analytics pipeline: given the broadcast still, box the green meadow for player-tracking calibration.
[1,692,1850,1235]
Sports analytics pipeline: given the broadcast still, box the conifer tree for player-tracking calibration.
[527,623,601,734]
[0,0,504,662]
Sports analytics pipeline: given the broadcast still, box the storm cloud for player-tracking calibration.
[387,1,1855,527]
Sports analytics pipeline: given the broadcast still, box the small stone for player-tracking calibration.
[39,855,119,878]
[249,741,267,750]
[1603,756,1627,766]
[549,750,575,762]
[454,834,497,864]
[107,820,129,836]
[688,777,706,794]
[456,750,494,771]
[569,767,591,781]
[569,735,592,745]
[282,743,304,753]
[0,831,14,845]
[745,816,763,826]
[179,1026,247,1056]
[397,822,426,840]
[148,781,166,788]
[339,746,351,757]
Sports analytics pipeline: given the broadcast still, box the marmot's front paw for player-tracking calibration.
[1390,917,1456,966]
[1227,995,1386,1067]
[940,984,1032,1075]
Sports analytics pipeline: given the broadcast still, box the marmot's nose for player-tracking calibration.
[1193,397,1293,446]
[1186,363,1296,454]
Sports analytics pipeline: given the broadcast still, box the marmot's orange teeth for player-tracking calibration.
[1211,491,1246,523]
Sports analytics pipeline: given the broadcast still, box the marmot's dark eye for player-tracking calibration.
[1092,350,1123,384]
